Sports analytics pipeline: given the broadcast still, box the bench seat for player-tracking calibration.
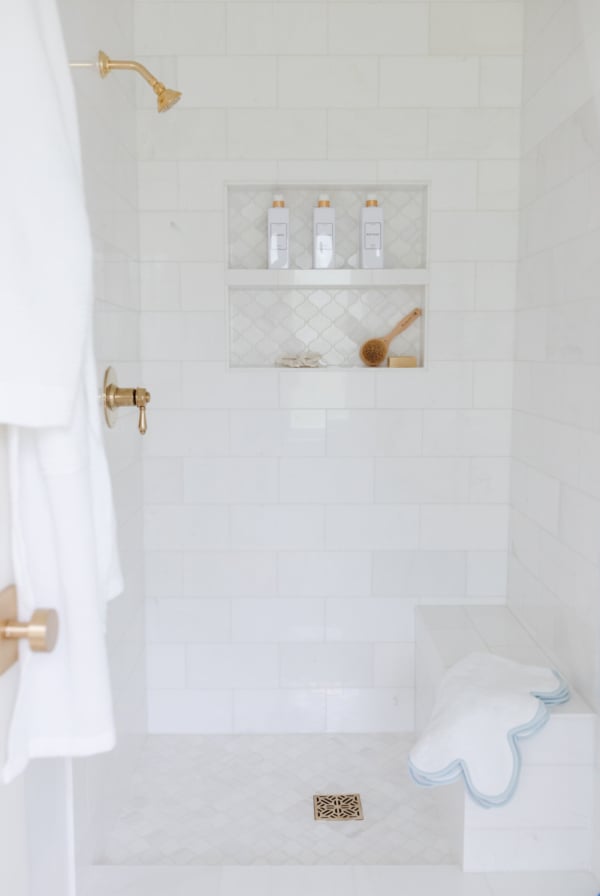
[415,605,596,872]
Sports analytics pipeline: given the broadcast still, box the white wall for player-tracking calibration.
[138,0,523,734]
[510,0,600,874]
[57,0,146,864]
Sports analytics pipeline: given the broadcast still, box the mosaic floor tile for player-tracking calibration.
[101,734,456,866]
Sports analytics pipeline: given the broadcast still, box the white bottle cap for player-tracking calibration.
[272,194,285,207]
[318,193,331,207]
[366,193,378,206]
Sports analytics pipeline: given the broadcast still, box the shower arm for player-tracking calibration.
[98,51,164,97]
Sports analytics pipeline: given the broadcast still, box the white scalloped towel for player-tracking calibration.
[409,652,569,808]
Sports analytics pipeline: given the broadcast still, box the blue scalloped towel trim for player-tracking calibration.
[408,670,570,809]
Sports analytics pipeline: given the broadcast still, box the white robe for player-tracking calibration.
[0,0,122,780]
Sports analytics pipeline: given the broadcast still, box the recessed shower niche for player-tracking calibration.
[226,184,429,369]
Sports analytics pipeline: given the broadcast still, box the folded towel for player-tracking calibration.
[408,652,569,808]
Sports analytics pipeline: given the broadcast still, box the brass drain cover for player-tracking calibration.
[313,794,363,820]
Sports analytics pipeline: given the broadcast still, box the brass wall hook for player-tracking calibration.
[0,585,59,676]
[103,367,151,435]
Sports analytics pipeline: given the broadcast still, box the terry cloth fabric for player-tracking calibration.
[0,0,92,426]
[408,652,569,808]
[0,0,122,781]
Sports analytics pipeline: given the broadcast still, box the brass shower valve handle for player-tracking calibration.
[102,367,151,435]
[135,387,151,435]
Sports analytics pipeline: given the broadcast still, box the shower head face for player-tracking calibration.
[157,86,182,113]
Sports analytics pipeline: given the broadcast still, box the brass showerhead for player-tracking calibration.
[97,50,181,113]
[157,86,182,114]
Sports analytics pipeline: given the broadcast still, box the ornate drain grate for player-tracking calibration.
[313,793,364,821]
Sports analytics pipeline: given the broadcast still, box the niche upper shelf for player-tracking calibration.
[226,184,429,273]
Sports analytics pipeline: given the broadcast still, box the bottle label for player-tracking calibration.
[364,223,382,250]
[270,223,287,250]
[316,223,334,252]
[317,224,333,238]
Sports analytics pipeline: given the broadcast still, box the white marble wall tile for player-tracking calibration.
[187,644,279,689]
[143,409,229,457]
[423,410,512,456]
[144,506,229,550]
[145,551,184,598]
[146,644,186,689]
[325,506,420,551]
[143,457,184,505]
[148,690,233,733]
[328,3,429,56]
[232,598,325,642]
[280,643,373,688]
[429,109,521,159]
[231,409,326,457]
[184,551,278,598]
[180,57,277,108]
[137,110,228,161]
[233,690,326,733]
[375,458,470,504]
[228,110,328,159]
[328,110,429,159]
[277,551,372,598]
[372,551,467,598]
[135,3,226,56]
[279,58,378,109]
[231,506,325,550]
[279,370,375,409]
[429,3,524,55]
[375,363,474,409]
[326,688,414,732]
[480,58,523,108]
[147,597,231,643]
[421,506,510,551]
[182,363,279,409]
[184,458,279,503]
[280,458,374,503]
[373,643,415,688]
[325,598,417,643]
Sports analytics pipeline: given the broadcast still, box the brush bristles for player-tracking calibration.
[360,339,387,367]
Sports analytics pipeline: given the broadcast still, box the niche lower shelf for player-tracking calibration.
[229,281,426,369]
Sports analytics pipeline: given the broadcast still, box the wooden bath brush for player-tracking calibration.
[359,308,422,367]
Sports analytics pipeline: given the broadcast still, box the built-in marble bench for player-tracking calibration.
[415,605,596,872]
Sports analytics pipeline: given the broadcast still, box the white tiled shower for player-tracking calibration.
[57,0,600,889]
[138,0,520,737]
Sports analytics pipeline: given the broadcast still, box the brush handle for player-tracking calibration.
[383,308,422,346]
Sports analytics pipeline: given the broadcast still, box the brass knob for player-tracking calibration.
[1,608,59,653]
